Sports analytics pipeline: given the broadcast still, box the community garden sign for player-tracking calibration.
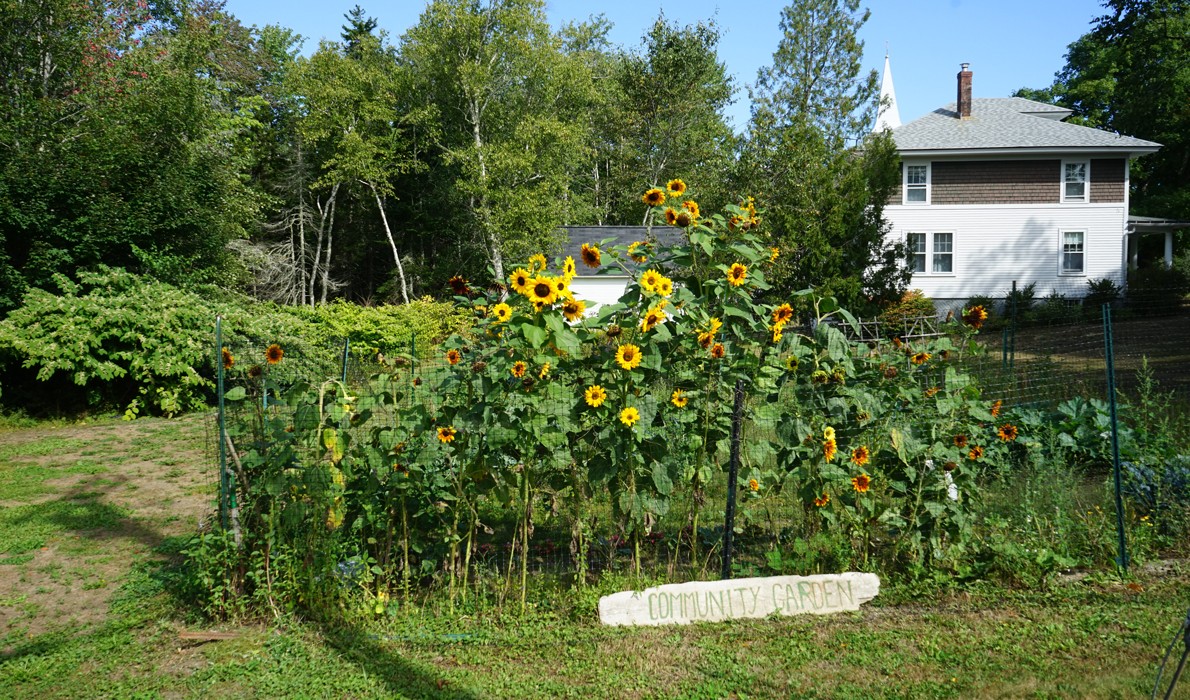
[598,573,880,627]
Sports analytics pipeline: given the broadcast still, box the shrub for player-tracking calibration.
[878,289,936,338]
[1127,266,1188,315]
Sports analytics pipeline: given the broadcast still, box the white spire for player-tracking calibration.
[874,52,901,132]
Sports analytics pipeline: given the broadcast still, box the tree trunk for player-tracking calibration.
[368,182,410,304]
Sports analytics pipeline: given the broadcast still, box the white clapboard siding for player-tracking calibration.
[569,276,630,313]
[884,202,1127,301]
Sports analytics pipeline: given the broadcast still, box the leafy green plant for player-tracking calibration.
[878,289,936,338]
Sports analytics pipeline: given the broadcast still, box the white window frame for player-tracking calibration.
[903,161,931,205]
[1061,159,1089,203]
[906,231,955,276]
[1059,230,1086,276]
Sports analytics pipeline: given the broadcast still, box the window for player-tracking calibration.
[907,232,954,275]
[1062,160,1088,202]
[1061,231,1085,274]
[904,163,930,204]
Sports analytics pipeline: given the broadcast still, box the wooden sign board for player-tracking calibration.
[598,572,880,627]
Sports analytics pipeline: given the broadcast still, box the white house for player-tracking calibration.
[878,62,1162,309]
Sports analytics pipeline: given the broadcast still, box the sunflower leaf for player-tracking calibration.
[520,323,547,348]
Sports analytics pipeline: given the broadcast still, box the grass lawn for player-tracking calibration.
[1,415,1188,699]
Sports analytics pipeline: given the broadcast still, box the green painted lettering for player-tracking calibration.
[822,581,836,608]
[798,582,816,610]
[837,580,855,606]
[707,591,724,617]
[648,593,658,620]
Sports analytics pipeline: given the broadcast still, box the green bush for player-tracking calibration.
[1127,265,1188,315]
[0,268,471,416]
[878,289,936,337]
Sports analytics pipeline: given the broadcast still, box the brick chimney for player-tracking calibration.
[957,63,972,119]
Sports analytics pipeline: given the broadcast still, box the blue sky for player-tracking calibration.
[223,0,1106,131]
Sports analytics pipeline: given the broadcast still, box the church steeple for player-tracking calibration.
[874,52,901,132]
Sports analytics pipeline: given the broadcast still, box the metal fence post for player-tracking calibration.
[215,315,228,531]
[1102,303,1129,573]
[721,378,746,581]
[341,338,351,383]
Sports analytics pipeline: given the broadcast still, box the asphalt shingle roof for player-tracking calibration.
[892,98,1161,153]
[560,226,684,277]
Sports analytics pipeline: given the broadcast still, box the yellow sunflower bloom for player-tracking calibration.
[526,276,558,305]
[619,406,641,427]
[642,188,666,206]
[656,276,674,297]
[851,474,871,493]
[528,253,547,273]
[615,343,642,370]
[710,343,726,359]
[666,178,687,197]
[221,347,234,370]
[562,256,577,280]
[682,200,700,219]
[562,299,586,322]
[851,445,870,467]
[814,493,830,507]
[640,304,667,333]
[824,438,838,462]
[553,276,572,301]
[772,303,794,327]
[627,241,647,263]
[446,349,462,365]
[437,426,457,444]
[580,243,601,268]
[266,344,284,365]
[664,208,678,226]
[823,426,836,441]
[510,267,532,295]
[727,263,748,287]
[491,303,512,323]
[640,269,662,294]
[584,385,608,407]
[539,363,551,379]
[671,389,688,408]
[769,247,780,263]
[511,361,527,378]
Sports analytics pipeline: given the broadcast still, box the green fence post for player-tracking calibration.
[1102,303,1129,573]
[341,338,351,383]
[215,315,228,531]
[1009,281,1017,375]
[720,378,746,581]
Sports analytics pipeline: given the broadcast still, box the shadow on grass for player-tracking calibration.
[318,622,481,700]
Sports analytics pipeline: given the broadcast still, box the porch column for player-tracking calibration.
[1165,231,1174,269]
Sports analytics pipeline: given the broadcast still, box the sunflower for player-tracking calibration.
[627,241,647,263]
[954,434,969,448]
[823,426,836,441]
[991,399,1003,417]
[619,406,641,427]
[448,275,469,295]
[526,276,558,305]
[615,343,642,370]
[707,318,723,335]
[710,343,725,359]
[656,276,674,297]
[561,256,577,280]
[666,178,687,197]
[266,344,284,365]
[851,474,871,494]
[491,303,512,323]
[748,478,760,492]
[851,445,870,467]
[510,267,532,295]
[769,247,780,263]
[911,351,931,365]
[640,304,667,333]
[924,386,940,398]
[639,269,664,294]
[727,263,748,287]
[824,438,838,462]
[771,326,783,343]
[664,208,678,226]
[963,305,988,330]
[580,243,601,268]
[511,361,527,378]
[814,493,830,507]
[697,332,714,349]
[968,445,984,460]
[538,362,551,380]
[675,211,692,227]
[882,365,898,379]
[437,426,457,444]
[552,276,572,301]
[671,389,688,408]
[584,385,608,407]
[528,253,547,273]
[221,347,234,370]
[562,299,586,322]
[772,303,794,327]
[446,349,462,365]
[998,423,1019,442]
[642,188,666,206]
[682,200,700,220]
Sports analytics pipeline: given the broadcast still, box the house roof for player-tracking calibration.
[560,226,685,277]
[892,97,1161,156]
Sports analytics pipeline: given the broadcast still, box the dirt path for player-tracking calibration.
[0,414,213,642]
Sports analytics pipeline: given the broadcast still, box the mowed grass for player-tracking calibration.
[0,415,1188,699]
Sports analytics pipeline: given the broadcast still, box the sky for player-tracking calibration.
[222,0,1107,132]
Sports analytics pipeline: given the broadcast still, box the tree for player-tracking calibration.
[1015,0,1189,218]
[592,16,737,225]
[397,0,595,285]
[738,0,906,310]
